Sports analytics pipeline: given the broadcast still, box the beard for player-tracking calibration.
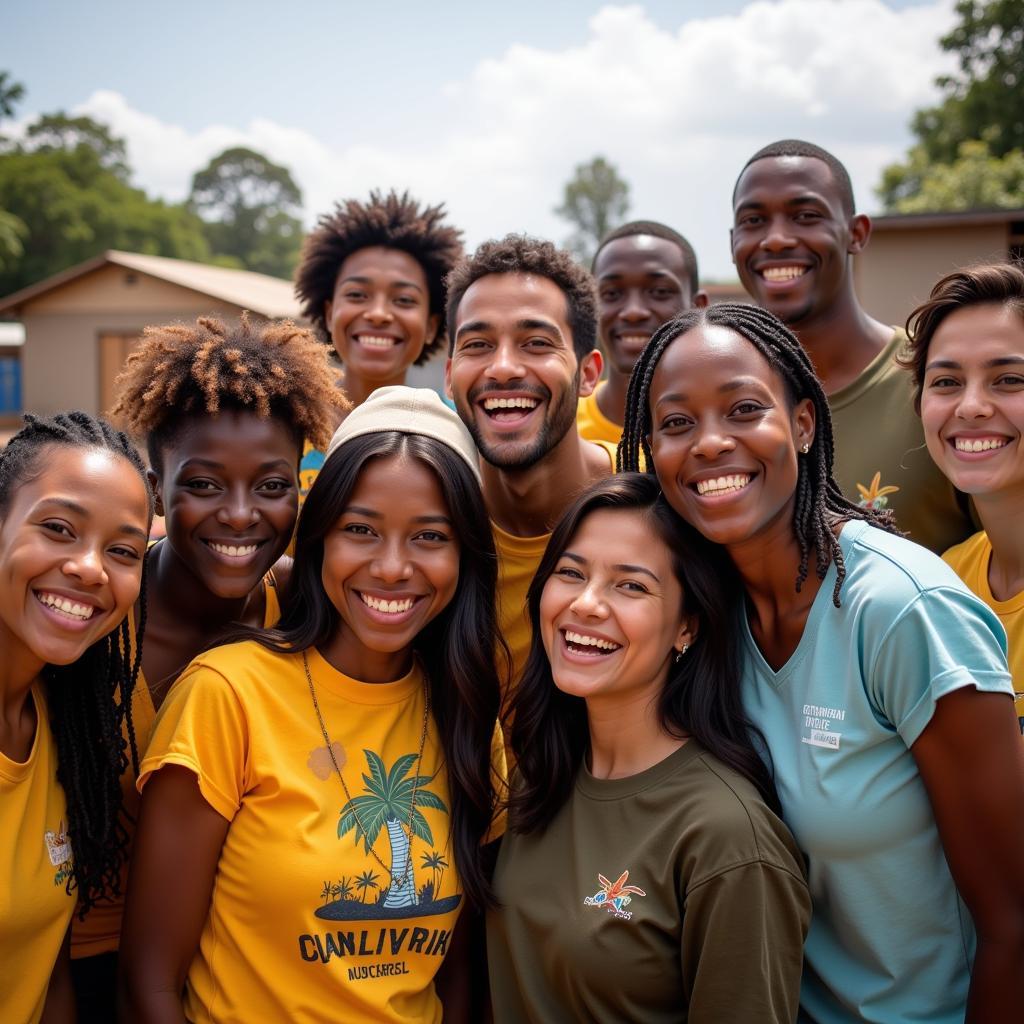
[459,369,581,471]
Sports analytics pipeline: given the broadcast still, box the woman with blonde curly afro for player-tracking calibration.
[293,189,463,497]
[68,313,346,1020]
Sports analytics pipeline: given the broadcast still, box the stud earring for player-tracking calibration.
[674,642,689,663]
[800,442,810,454]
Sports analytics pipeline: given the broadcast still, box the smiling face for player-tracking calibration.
[446,272,601,470]
[731,156,865,327]
[920,303,1024,501]
[325,246,439,384]
[540,508,691,703]
[594,235,694,378]
[319,453,460,680]
[647,325,814,549]
[0,446,150,673]
[154,410,300,600]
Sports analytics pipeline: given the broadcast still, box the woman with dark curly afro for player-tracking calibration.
[67,314,345,1020]
[293,189,463,497]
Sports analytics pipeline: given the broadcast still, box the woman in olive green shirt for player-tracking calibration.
[489,474,809,1023]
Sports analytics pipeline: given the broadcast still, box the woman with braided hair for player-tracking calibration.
[0,411,151,1023]
[620,303,1024,1023]
[66,314,345,1019]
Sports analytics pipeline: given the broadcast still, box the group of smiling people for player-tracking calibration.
[3,138,1024,1024]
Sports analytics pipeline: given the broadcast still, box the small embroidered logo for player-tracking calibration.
[45,819,73,886]
[856,472,900,510]
[800,703,845,751]
[583,870,646,921]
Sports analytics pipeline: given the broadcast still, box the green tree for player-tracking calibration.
[337,751,448,910]
[188,146,303,280]
[555,156,630,263]
[0,72,25,119]
[0,112,210,296]
[879,0,1024,210]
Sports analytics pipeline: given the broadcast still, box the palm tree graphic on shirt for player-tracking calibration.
[338,750,447,908]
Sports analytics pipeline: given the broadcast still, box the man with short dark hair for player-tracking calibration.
[731,139,973,553]
[581,221,707,446]
[446,234,616,693]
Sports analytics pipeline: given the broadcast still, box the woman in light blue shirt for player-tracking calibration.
[619,303,1024,1023]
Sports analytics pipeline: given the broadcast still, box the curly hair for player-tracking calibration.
[0,411,152,916]
[734,139,856,216]
[902,261,1024,410]
[593,219,700,295]
[110,312,348,472]
[619,304,899,606]
[294,190,463,364]
[446,234,598,360]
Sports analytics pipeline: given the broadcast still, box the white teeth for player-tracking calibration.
[361,594,415,614]
[37,592,95,620]
[209,542,259,557]
[696,474,752,496]
[357,335,397,348]
[483,397,540,411]
[955,437,1008,453]
[564,630,621,651]
[619,334,650,346]
[761,266,806,282]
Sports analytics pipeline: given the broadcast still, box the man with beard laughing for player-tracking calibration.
[445,235,618,702]
[731,139,974,553]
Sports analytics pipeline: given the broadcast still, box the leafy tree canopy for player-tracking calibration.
[555,156,630,263]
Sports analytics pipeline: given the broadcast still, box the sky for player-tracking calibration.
[1,0,957,280]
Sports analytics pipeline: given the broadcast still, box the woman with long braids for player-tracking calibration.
[489,473,809,1022]
[0,412,151,1023]
[122,387,505,1023]
[620,304,1024,1023]
[68,314,344,1020]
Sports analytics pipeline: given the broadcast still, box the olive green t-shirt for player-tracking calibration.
[829,328,974,554]
[487,741,810,1023]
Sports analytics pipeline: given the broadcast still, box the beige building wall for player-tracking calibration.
[20,265,243,416]
[854,223,1009,329]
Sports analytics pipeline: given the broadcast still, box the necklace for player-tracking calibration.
[303,650,431,892]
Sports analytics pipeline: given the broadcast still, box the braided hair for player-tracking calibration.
[0,412,152,913]
[619,303,897,605]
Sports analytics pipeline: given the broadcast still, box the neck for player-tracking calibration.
[0,625,46,757]
[342,369,408,409]
[146,541,260,632]
[483,429,610,536]
[317,628,415,685]
[595,374,627,428]
[587,670,684,779]
[792,290,890,395]
[974,490,1024,600]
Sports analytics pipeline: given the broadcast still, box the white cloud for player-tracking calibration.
[69,0,957,278]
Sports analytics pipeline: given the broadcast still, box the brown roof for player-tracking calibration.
[0,250,301,318]
[870,208,1024,231]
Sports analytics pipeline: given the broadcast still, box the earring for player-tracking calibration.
[674,642,689,663]
[800,442,810,454]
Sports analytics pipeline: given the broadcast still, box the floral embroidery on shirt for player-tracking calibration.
[45,818,73,887]
[856,471,900,510]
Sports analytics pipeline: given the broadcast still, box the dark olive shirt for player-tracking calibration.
[487,741,810,1023]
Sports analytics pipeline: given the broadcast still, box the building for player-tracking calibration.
[854,208,1024,328]
[0,250,302,417]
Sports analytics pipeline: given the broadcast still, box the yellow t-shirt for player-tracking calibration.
[943,531,1024,733]
[493,440,618,699]
[576,383,623,448]
[0,684,75,1024]
[72,574,282,958]
[140,641,503,1024]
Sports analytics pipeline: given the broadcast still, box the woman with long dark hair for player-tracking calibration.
[0,412,151,1022]
[621,303,1024,1022]
[488,473,809,1023]
[122,387,504,1023]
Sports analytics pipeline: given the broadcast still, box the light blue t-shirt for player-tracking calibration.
[741,520,1012,1024]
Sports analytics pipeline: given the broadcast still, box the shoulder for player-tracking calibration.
[182,639,296,693]
[587,439,618,473]
[942,530,988,574]
[671,747,805,886]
